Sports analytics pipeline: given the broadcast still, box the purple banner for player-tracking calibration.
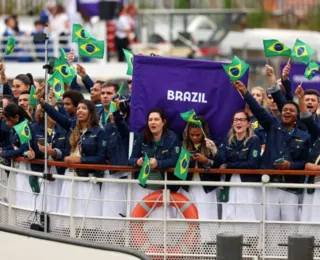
[280,62,320,93]
[130,56,249,140]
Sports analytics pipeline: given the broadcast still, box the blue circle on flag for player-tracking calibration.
[182,159,188,168]
[54,83,62,92]
[297,47,305,56]
[230,67,239,76]
[86,44,95,53]
[274,43,284,51]
[80,29,86,39]
[61,66,68,76]
[193,114,198,120]
[24,126,29,135]
[145,165,150,174]
[311,70,316,77]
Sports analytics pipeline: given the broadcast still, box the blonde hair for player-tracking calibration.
[228,110,254,146]
[251,86,268,109]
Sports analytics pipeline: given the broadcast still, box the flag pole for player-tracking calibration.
[265,57,268,65]
[34,26,50,233]
[287,57,291,64]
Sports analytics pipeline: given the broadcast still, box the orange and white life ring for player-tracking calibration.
[131,191,199,254]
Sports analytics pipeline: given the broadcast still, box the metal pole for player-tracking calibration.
[42,28,50,233]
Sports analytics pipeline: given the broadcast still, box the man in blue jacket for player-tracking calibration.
[232,80,310,221]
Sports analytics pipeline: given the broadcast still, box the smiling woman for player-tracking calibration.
[128,108,181,219]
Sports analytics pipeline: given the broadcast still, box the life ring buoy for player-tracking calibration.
[131,191,199,254]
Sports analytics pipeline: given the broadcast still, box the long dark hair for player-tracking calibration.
[3,103,32,123]
[142,108,168,144]
[15,74,33,87]
[69,100,99,152]
[182,116,211,156]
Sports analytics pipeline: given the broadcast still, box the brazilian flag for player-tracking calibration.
[78,38,104,59]
[263,39,291,57]
[138,154,150,186]
[174,148,190,181]
[180,109,202,128]
[222,55,249,82]
[291,39,316,65]
[72,24,92,43]
[54,58,76,84]
[59,48,67,60]
[29,85,37,106]
[13,119,32,145]
[4,36,15,55]
[123,49,134,76]
[304,61,320,80]
[109,101,117,113]
[48,71,65,100]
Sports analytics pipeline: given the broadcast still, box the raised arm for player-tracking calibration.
[232,81,274,130]
[265,65,287,112]
[76,64,94,93]
[40,99,72,131]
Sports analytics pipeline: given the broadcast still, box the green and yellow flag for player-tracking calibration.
[222,55,249,82]
[59,48,67,60]
[180,109,202,127]
[304,61,320,80]
[13,119,32,144]
[29,85,37,106]
[174,147,190,181]
[123,49,134,76]
[48,71,65,100]
[78,38,105,59]
[109,101,117,113]
[118,82,124,96]
[138,154,150,186]
[291,39,316,65]
[5,36,15,55]
[54,58,77,84]
[263,39,291,57]
[72,24,92,43]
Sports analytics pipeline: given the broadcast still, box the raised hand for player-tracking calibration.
[282,63,291,81]
[76,63,87,78]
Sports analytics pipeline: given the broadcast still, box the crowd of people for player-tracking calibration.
[0,50,320,229]
[2,2,137,62]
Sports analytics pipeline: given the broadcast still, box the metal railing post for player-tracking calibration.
[279,235,316,260]
[69,175,76,238]
[163,172,168,260]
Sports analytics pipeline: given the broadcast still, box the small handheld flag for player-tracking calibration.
[138,154,150,186]
[180,109,202,128]
[123,49,134,76]
[48,71,65,100]
[13,119,32,144]
[109,101,117,114]
[59,48,67,60]
[72,24,92,43]
[291,39,316,65]
[29,85,37,106]
[174,148,191,181]
[4,36,15,55]
[304,61,320,80]
[263,39,291,57]
[222,56,249,82]
[78,38,105,59]
[54,58,77,84]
